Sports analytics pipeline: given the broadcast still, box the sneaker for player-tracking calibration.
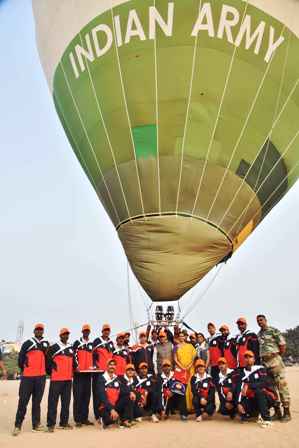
[82,420,94,426]
[58,424,73,430]
[12,427,21,437]
[135,417,143,423]
[151,414,159,423]
[119,421,131,429]
[281,407,292,423]
[32,424,45,432]
[259,419,273,429]
[196,416,202,422]
[180,415,188,422]
[75,423,82,428]
[45,426,55,433]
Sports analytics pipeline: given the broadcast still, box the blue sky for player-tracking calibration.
[1,0,298,342]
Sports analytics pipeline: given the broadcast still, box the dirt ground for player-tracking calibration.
[0,368,298,448]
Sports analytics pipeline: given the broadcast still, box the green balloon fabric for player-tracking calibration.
[33,0,299,301]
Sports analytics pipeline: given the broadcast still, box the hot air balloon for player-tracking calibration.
[33,0,299,302]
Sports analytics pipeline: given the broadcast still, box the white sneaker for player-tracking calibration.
[135,417,143,423]
[151,414,159,423]
[259,419,273,429]
[196,416,202,422]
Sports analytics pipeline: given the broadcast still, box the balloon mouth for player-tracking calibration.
[118,214,233,302]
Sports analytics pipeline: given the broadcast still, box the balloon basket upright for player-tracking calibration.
[149,304,181,329]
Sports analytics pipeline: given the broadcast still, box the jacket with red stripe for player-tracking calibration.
[73,338,93,372]
[18,338,49,377]
[235,365,277,403]
[191,373,215,402]
[98,372,125,411]
[131,343,154,373]
[47,343,76,381]
[112,346,131,376]
[236,331,260,368]
[135,374,155,406]
[93,337,115,371]
[156,371,186,411]
[223,337,237,369]
[208,333,223,366]
[218,368,237,402]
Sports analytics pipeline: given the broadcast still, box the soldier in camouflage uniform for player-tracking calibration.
[256,314,291,422]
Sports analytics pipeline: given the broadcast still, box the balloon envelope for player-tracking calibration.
[33,0,299,301]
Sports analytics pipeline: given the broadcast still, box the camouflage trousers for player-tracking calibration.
[263,354,290,406]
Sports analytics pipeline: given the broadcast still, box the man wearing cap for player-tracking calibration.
[113,333,131,376]
[257,314,291,422]
[235,317,260,368]
[98,359,132,428]
[92,324,115,420]
[132,331,154,374]
[218,357,237,419]
[73,324,94,427]
[136,362,159,423]
[154,331,173,374]
[191,359,216,422]
[119,363,145,423]
[46,328,75,432]
[13,323,49,436]
[219,325,237,370]
[206,322,222,386]
[156,359,188,421]
[236,350,279,428]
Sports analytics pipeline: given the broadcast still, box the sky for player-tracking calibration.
[0,0,298,343]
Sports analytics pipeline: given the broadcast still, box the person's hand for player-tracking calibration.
[200,398,207,406]
[130,392,136,401]
[237,404,244,414]
[110,409,119,421]
[226,391,233,401]
[241,384,248,396]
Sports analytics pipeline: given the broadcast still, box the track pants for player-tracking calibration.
[166,394,188,416]
[240,389,271,421]
[192,396,215,417]
[100,396,133,426]
[92,372,103,420]
[47,380,72,427]
[15,376,46,428]
[73,373,92,423]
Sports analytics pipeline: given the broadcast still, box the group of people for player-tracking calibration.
[9,314,291,436]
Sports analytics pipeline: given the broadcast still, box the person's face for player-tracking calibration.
[220,329,229,337]
[162,365,171,375]
[219,363,227,374]
[237,321,247,332]
[34,329,44,339]
[60,333,69,344]
[139,335,147,344]
[139,366,148,377]
[197,334,204,344]
[208,325,215,336]
[183,333,188,342]
[151,332,158,342]
[196,365,206,375]
[126,368,135,378]
[82,330,90,339]
[108,363,116,374]
[178,333,185,343]
[256,316,267,329]
[159,335,167,344]
[245,354,255,367]
[102,328,110,338]
[124,334,130,345]
[116,336,124,346]
[190,335,196,344]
